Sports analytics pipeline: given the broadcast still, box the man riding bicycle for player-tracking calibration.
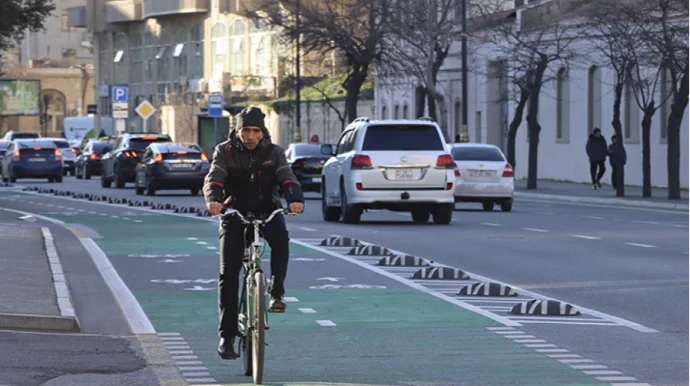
[204,106,305,360]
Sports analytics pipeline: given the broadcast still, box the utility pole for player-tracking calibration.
[293,0,302,143]
[459,0,470,142]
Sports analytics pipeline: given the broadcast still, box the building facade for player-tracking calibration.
[67,0,335,146]
[374,0,689,188]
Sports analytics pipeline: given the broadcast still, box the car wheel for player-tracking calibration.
[482,201,494,211]
[339,183,361,224]
[101,173,112,188]
[432,204,453,225]
[48,177,54,183]
[83,166,91,180]
[411,209,430,223]
[146,178,156,196]
[75,165,83,179]
[55,175,63,183]
[500,202,512,212]
[321,180,341,222]
[114,165,125,189]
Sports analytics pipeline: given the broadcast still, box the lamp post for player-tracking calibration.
[293,0,302,143]
[459,0,470,142]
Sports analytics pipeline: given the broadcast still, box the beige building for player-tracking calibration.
[67,0,337,149]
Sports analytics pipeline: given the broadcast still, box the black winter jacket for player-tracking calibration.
[203,128,304,215]
[586,134,608,162]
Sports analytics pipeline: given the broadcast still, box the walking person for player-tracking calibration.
[608,134,626,189]
[585,128,608,189]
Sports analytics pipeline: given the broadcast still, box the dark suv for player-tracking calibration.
[100,133,172,188]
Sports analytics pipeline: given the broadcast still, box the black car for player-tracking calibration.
[75,140,112,179]
[101,133,172,188]
[134,143,210,196]
[285,143,330,192]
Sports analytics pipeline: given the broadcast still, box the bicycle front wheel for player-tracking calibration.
[252,270,266,384]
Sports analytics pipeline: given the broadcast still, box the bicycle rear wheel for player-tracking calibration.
[252,271,266,384]
[241,280,252,376]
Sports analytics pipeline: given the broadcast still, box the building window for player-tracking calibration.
[130,33,143,84]
[61,10,76,32]
[394,105,399,119]
[230,20,247,76]
[113,34,128,85]
[381,105,387,119]
[190,24,204,79]
[624,75,639,142]
[173,29,188,94]
[587,65,601,135]
[403,104,409,119]
[156,31,171,95]
[99,34,112,85]
[252,35,268,75]
[211,22,227,77]
[145,32,156,85]
[556,67,570,142]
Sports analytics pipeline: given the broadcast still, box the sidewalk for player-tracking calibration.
[513,179,689,211]
[0,209,78,331]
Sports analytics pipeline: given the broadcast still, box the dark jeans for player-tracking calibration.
[217,213,290,339]
[589,160,606,184]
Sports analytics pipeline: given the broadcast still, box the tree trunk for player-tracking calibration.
[640,102,655,198]
[611,82,626,197]
[415,85,426,118]
[342,63,369,124]
[507,88,529,170]
[667,66,689,200]
[525,57,547,190]
[426,90,437,121]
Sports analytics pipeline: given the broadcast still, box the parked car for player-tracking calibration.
[75,140,112,179]
[101,133,172,188]
[134,143,210,196]
[448,143,514,212]
[285,143,331,192]
[43,137,76,176]
[1,139,63,183]
[320,117,455,224]
[0,141,10,177]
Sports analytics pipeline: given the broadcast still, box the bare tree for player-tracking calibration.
[245,0,392,126]
[634,0,688,199]
[308,82,347,133]
[382,0,457,140]
[475,1,579,189]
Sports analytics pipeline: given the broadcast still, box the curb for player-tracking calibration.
[0,312,78,332]
[513,192,689,211]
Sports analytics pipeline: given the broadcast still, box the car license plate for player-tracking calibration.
[469,170,494,177]
[29,158,46,162]
[394,169,415,180]
[172,163,194,169]
[311,177,320,183]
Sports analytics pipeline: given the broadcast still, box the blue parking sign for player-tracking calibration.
[208,94,224,117]
[112,86,128,103]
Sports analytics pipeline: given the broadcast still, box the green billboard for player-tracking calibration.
[0,80,41,116]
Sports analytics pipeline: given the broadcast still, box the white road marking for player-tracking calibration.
[316,320,336,327]
[572,234,601,240]
[522,227,549,232]
[206,246,217,250]
[515,339,547,344]
[596,376,638,382]
[134,220,143,223]
[185,378,216,383]
[196,241,208,245]
[584,370,623,375]
[481,222,503,227]
[559,358,594,364]
[187,237,198,240]
[158,332,180,337]
[179,366,208,371]
[626,243,657,248]
[171,355,197,361]
[547,354,580,358]
[536,348,569,353]
[182,371,211,377]
[525,344,557,348]
[582,215,604,219]
[486,327,514,331]
[176,361,203,366]
[284,297,299,302]
[298,308,317,313]
[632,220,659,225]
[300,227,317,232]
[571,364,607,370]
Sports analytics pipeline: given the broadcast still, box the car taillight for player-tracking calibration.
[70,148,76,153]
[154,154,163,162]
[356,182,363,191]
[13,150,19,160]
[201,153,208,161]
[446,182,453,190]
[55,149,62,158]
[502,163,514,177]
[124,151,138,158]
[454,166,460,177]
[351,154,373,169]
[436,154,455,169]
[89,153,101,159]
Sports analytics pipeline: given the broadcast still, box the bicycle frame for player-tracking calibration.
[237,220,269,336]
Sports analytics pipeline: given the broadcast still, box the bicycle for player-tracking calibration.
[214,206,299,384]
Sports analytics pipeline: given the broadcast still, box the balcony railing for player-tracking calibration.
[143,0,209,18]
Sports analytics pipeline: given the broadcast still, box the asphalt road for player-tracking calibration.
[1,176,687,386]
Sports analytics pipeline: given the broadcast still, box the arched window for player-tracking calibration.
[394,105,400,119]
[587,65,601,135]
[403,104,409,119]
[624,71,639,142]
[381,105,387,119]
[251,35,267,75]
[211,22,227,76]
[556,67,570,141]
[230,20,246,75]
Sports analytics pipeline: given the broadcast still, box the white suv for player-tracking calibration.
[319,117,455,224]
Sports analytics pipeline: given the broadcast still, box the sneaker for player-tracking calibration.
[268,296,286,313]
[597,181,602,188]
[217,337,237,360]
[592,184,597,190]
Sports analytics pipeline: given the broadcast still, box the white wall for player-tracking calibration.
[374,21,689,188]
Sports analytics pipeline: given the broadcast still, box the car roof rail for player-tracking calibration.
[418,116,435,122]
[352,117,370,123]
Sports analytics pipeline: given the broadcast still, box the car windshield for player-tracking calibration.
[92,142,111,152]
[129,138,169,150]
[362,125,443,151]
[12,133,40,139]
[51,140,70,148]
[16,140,55,149]
[451,146,505,161]
[293,144,324,157]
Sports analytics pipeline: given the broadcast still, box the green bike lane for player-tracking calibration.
[5,191,612,386]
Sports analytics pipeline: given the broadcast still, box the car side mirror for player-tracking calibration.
[320,144,335,156]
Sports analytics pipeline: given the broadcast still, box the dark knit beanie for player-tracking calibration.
[236,106,266,130]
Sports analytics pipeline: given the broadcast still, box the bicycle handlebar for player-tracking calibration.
[213,207,299,225]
